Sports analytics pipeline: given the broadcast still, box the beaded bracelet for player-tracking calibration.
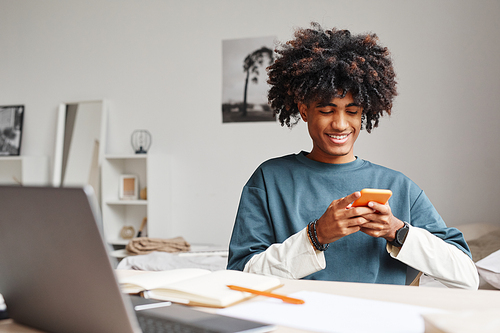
[307,219,329,251]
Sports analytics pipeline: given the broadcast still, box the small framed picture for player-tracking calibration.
[0,105,24,156]
[119,174,138,200]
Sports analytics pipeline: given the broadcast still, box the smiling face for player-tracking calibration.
[298,92,363,164]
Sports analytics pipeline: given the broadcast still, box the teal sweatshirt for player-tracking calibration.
[227,152,471,285]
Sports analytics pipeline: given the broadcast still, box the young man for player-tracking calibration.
[227,23,478,289]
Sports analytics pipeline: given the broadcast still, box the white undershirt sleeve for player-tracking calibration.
[243,227,326,279]
[387,225,479,290]
[244,225,478,289]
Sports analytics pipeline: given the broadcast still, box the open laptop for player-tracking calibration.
[0,185,274,333]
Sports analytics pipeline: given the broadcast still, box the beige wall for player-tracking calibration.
[1,0,499,245]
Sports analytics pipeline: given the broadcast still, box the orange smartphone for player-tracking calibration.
[351,188,392,207]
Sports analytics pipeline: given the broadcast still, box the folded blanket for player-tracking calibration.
[117,251,227,271]
[126,236,191,255]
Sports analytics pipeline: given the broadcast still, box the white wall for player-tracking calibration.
[1,0,500,246]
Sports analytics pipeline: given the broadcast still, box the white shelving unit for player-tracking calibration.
[101,153,170,246]
[0,156,49,186]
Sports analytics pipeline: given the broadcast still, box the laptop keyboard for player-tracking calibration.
[137,312,212,333]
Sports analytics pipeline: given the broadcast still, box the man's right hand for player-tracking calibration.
[315,191,375,244]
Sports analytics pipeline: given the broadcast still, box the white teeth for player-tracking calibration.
[329,134,348,139]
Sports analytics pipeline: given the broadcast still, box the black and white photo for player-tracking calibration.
[222,36,275,123]
[0,105,24,156]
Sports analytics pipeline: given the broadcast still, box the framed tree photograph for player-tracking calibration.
[222,36,276,123]
[0,105,24,156]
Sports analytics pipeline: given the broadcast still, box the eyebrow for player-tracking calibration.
[316,102,360,107]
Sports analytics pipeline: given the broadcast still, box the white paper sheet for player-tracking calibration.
[475,249,500,289]
[476,249,500,274]
[218,290,443,333]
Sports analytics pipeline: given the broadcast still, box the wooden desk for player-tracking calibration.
[1,278,499,333]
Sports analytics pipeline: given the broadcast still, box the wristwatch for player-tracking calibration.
[390,221,410,247]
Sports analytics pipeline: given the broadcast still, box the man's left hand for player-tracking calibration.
[357,201,404,242]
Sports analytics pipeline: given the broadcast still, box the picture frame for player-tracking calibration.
[119,174,139,200]
[222,36,276,123]
[0,105,24,156]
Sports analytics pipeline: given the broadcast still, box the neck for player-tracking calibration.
[305,150,356,164]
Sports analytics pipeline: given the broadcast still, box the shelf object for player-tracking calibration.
[101,153,170,246]
[0,156,49,185]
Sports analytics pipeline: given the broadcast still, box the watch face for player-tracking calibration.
[397,226,409,244]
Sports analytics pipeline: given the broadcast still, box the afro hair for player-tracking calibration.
[267,22,397,132]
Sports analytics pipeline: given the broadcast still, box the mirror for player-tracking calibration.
[53,101,107,202]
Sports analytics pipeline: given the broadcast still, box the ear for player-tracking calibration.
[298,102,308,122]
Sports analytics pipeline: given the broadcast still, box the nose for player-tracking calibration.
[331,112,348,131]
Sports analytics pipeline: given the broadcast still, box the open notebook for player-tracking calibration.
[0,185,274,333]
